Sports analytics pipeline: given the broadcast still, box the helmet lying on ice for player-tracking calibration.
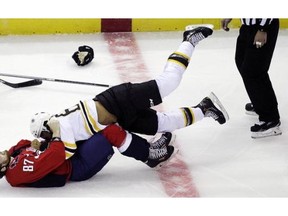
[30,112,51,138]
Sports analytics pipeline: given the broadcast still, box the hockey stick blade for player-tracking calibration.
[0,78,42,88]
[0,73,110,88]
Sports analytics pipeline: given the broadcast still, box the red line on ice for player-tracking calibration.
[104,32,199,197]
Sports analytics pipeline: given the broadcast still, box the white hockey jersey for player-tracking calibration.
[54,99,106,159]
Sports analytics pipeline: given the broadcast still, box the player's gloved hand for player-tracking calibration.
[47,117,61,139]
[30,138,49,151]
[31,139,42,150]
[221,19,232,31]
[72,45,94,66]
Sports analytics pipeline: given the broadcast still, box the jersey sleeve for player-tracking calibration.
[60,122,77,159]
[5,140,68,187]
[8,139,31,157]
[258,19,273,31]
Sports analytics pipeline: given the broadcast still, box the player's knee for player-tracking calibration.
[101,124,126,148]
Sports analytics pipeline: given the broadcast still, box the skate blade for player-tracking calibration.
[245,110,258,116]
[185,24,214,31]
[209,92,230,122]
[169,133,176,146]
[251,127,282,139]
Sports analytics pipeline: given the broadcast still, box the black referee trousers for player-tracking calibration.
[235,19,280,122]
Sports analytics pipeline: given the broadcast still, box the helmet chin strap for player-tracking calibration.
[42,125,51,134]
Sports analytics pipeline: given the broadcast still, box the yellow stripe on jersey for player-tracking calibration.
[63,141,77,159]
[83,121,94,136]
[64,142,77,149]
[65,151,74,160]
[83,100,101,131]
[79,100,102,135]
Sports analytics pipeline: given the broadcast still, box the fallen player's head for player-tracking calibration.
[30,112,52,141]
[0,150,10,179]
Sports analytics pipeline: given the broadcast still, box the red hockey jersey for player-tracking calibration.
[5,139,72,187]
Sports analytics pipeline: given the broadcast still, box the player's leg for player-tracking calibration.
[102,124,177,169]
[155,26,213,99]
[120,90,229,135]
[156,92,229,133]
[69,133,115,181]
[119,132,177,169]
[96,26,213,113]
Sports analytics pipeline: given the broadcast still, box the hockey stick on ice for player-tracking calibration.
[0,78,42,88]
[0,73,111,88]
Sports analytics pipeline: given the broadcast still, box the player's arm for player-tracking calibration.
[6,139,67,187]
[8,139,32,157]
[47,116,61,140]
[26,140,67,177]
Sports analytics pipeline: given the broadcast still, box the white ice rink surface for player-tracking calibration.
[0,28,288,213]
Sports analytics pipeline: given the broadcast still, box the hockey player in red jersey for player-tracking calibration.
[0,119,175,187]
[2,139,70,187]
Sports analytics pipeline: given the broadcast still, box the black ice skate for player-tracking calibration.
[149,132,176,149]
[195,92,229,124]
[245,103,257,116]
[183,26,213,47]
[251,120,282,139]
[146,145,178,169]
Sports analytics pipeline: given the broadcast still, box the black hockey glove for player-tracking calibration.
[72,45,94,66]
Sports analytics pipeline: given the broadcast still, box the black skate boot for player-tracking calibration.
[195,92,229,124]
[245,103,257,116]
[183,26,213,47]
[149,132,176,149]
[146,145,177,169]
[251,120,282,138]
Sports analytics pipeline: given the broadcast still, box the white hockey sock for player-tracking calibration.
[156,107,204,132]
[117,132,132,153]
[155,42,195,99]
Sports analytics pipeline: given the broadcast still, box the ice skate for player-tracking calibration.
[149,132,176,149]
[195,92,229,124]
[251,120,282,138]
[146,145,178,169]
[183,25,213,46]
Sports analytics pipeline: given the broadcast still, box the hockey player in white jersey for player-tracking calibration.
[30,112,175,170]
[30,26,229,169]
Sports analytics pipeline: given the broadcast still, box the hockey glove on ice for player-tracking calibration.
[72,45,94,66]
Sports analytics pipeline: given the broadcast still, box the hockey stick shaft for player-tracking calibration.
[0,78,42,88]
[0,73,111,88]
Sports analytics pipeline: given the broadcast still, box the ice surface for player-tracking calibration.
[0,29,288,213]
